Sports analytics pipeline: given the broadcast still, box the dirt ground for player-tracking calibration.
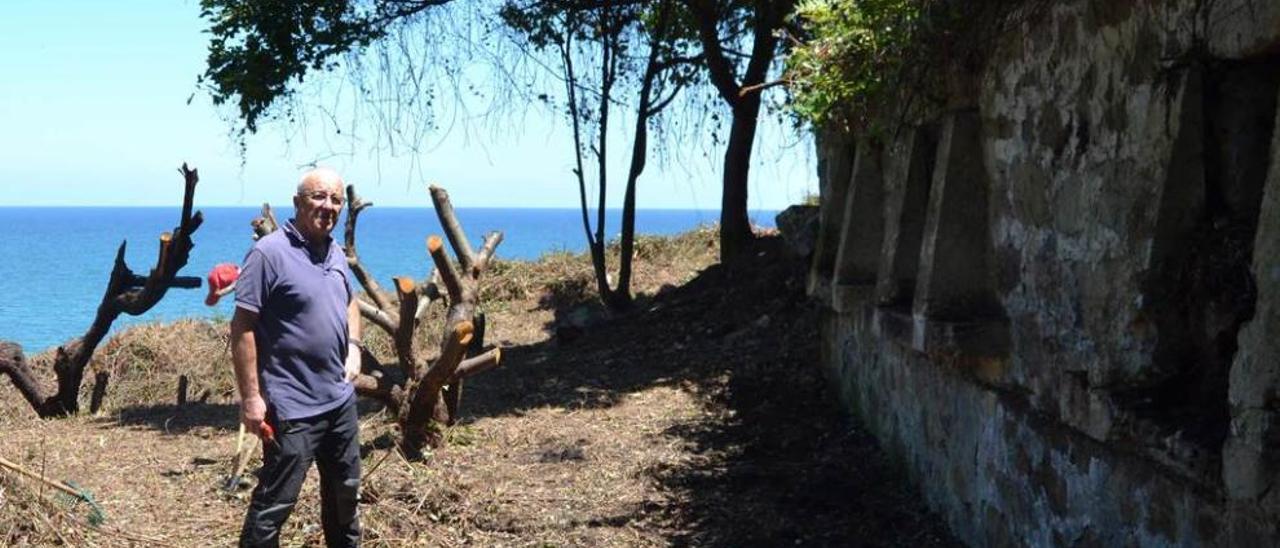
[0,229,958,547]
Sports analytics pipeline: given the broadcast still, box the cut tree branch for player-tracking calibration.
[426,322,473,388]
[454,348,502,380]
[0,343,46,413]
[393,277,420,380]
[251,203,278,240]
[357,299,398,334]
[352,345,406,413]
[474,232,505,272]
[343,185,396,316]
[263,182,506,458]
[428,185,476,272]
[427,236,463,302]
[400,321,473,456]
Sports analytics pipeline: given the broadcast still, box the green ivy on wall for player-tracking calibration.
[786,0,1030,132]
[786,0,922,128]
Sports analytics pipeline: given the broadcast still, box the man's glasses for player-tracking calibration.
[300,190,344,207]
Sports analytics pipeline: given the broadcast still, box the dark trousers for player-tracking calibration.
[240,394,361,547]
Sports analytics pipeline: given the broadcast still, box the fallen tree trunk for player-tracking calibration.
[0,164,204,417]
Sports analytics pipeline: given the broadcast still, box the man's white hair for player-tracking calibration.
[297,166,344,195]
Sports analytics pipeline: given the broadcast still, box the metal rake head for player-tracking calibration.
[55,480,105,527]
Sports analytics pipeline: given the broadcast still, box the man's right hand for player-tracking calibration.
[241,395,267,436]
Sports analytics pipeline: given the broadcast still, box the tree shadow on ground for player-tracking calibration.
[100,401,239,435]
[104,398,389,436]
[459,244,749,420]
[459,236,960,546]
[644,306,960,546]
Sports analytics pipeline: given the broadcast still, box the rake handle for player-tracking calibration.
[0,455,85,499]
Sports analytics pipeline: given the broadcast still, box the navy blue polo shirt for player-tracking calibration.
[235,220,354,420]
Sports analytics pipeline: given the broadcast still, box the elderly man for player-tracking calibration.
[231,167,363,547]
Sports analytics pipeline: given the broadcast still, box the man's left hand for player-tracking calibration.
[344,343,362,382]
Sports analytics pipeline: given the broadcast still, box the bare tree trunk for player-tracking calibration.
[612,1,675,310]
[719,95,762,264]
[0,164,204,417]
[89,371,109,414]
[445,313,484,424]
[558,26,616,306]
[556,2,681,312]
[333,183,504,459]
[688,0,793,265]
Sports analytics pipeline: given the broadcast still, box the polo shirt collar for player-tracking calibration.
[283,220,334,260]
[283,219,325,245]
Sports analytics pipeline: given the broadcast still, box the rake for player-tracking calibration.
[0,455,106,526]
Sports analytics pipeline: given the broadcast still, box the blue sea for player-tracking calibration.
[0,207,777,353]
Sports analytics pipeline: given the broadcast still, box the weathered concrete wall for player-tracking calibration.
[813,0,1280,544]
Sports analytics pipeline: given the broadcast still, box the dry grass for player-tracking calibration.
[0,228,956,547]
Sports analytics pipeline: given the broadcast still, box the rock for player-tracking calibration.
[775,205,819,258]
[555,303,610,344]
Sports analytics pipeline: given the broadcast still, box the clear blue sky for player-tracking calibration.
[0,1,815,210]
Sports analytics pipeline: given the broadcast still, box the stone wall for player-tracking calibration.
[812,0,1280,544]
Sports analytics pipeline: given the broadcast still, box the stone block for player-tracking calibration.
[833,138,886,287]
[806,269,833,304]
[871,306,1010,359]
[811,127,855,280]
[914,110,1005,322]
[1225,79,1280,500]
[831,283,874,314]
[1206,0,1280,58]
[775,204,819,258]
[1223,410,1280,500]
[877,125,937,308]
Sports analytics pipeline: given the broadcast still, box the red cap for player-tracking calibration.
[205,263,241,306]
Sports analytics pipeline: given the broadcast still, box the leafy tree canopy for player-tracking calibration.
[200,0,445,133]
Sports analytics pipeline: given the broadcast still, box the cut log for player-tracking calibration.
[393,277,420,380]
[455,348,502,379]
[474,232,505,273]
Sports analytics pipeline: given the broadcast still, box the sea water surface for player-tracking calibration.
[0,207,777,353]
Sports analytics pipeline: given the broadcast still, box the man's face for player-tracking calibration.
[292,176,344,242]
